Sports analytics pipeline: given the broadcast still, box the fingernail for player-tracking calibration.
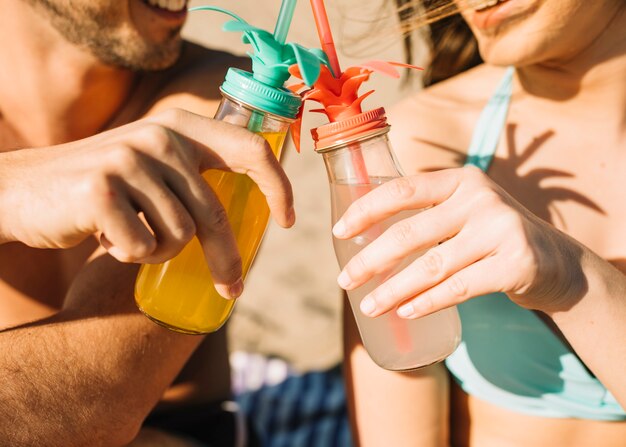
[287,207,296,226]
[332,220,347,238]
[397,303,415,318]
[107,246,132,262]
[337,270,352,289]
[228,278,244,299]
[360,297,376,316]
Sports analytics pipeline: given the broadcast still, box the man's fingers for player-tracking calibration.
[234,139,295,229]
[125,176,197,265]
[165,166,244,298]
[97,186,156,262]
[193,189,244,300]
[147,109,295,229]
[149,157,246,298]
[333,169,464,239]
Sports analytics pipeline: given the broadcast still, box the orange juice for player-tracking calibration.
[135,131,287,334]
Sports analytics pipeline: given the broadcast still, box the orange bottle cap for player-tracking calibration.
[312,107,389,151]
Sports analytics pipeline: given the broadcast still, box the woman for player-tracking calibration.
[336,1,626,445]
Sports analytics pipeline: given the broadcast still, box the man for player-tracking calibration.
[0,0,293,444]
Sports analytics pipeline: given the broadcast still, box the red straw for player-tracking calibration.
[310,0,342,78]
[309,1,370,185]
[309,0,414,358]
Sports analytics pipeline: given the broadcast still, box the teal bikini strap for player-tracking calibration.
[465,67,515,172]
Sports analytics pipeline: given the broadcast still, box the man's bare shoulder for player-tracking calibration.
[114,41,249,125]
[388,64,507,174]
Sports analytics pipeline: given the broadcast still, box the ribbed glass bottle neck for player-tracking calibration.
[215,95,293,134]
[320,132,403,185]
[312,108,389,152]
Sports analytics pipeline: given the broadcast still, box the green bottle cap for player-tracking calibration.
[221,68,302,119]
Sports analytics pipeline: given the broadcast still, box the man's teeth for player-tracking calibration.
[146,0,187,12]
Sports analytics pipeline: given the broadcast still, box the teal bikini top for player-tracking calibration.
[445,67,626,420]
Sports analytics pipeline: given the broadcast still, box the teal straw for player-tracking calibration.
[247,111,265,133]
[228,110,265,237]
[273,0,298,44]
[188,5,246,23]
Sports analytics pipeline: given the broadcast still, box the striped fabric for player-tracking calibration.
[232,353,353,447]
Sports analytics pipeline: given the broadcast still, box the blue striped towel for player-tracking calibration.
[232,353,353,447]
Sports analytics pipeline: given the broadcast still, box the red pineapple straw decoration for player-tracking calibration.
[289,61,420,152]
[289,0,420,154]
[294,0,422,355]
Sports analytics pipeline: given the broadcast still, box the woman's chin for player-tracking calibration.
[476,34,544,67]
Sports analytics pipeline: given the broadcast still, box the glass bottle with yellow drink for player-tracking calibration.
[135,2,326,334]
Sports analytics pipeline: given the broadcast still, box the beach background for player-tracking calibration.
[184,0,427,372]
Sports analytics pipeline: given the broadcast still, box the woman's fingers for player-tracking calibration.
[395,256,508,319]
[337,200,466,291]
[333,169,464,239]
[355,229,491,317]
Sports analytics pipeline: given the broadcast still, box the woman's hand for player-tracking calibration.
[333,166,585,319]
[0,108,294,298]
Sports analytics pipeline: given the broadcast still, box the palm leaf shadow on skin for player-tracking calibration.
[416,124,604,228]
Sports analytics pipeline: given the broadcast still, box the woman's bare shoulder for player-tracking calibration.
[388,64,507,174]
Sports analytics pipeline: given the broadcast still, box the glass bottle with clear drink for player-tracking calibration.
[314,108,462,370]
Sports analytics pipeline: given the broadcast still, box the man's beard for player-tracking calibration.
[26,0,183,71]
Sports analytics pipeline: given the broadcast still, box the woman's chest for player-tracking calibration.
[489,120,626,268]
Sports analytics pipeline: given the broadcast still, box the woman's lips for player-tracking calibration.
[469,0,526,30]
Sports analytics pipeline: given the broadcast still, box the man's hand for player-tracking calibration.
[0,108,294,297]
